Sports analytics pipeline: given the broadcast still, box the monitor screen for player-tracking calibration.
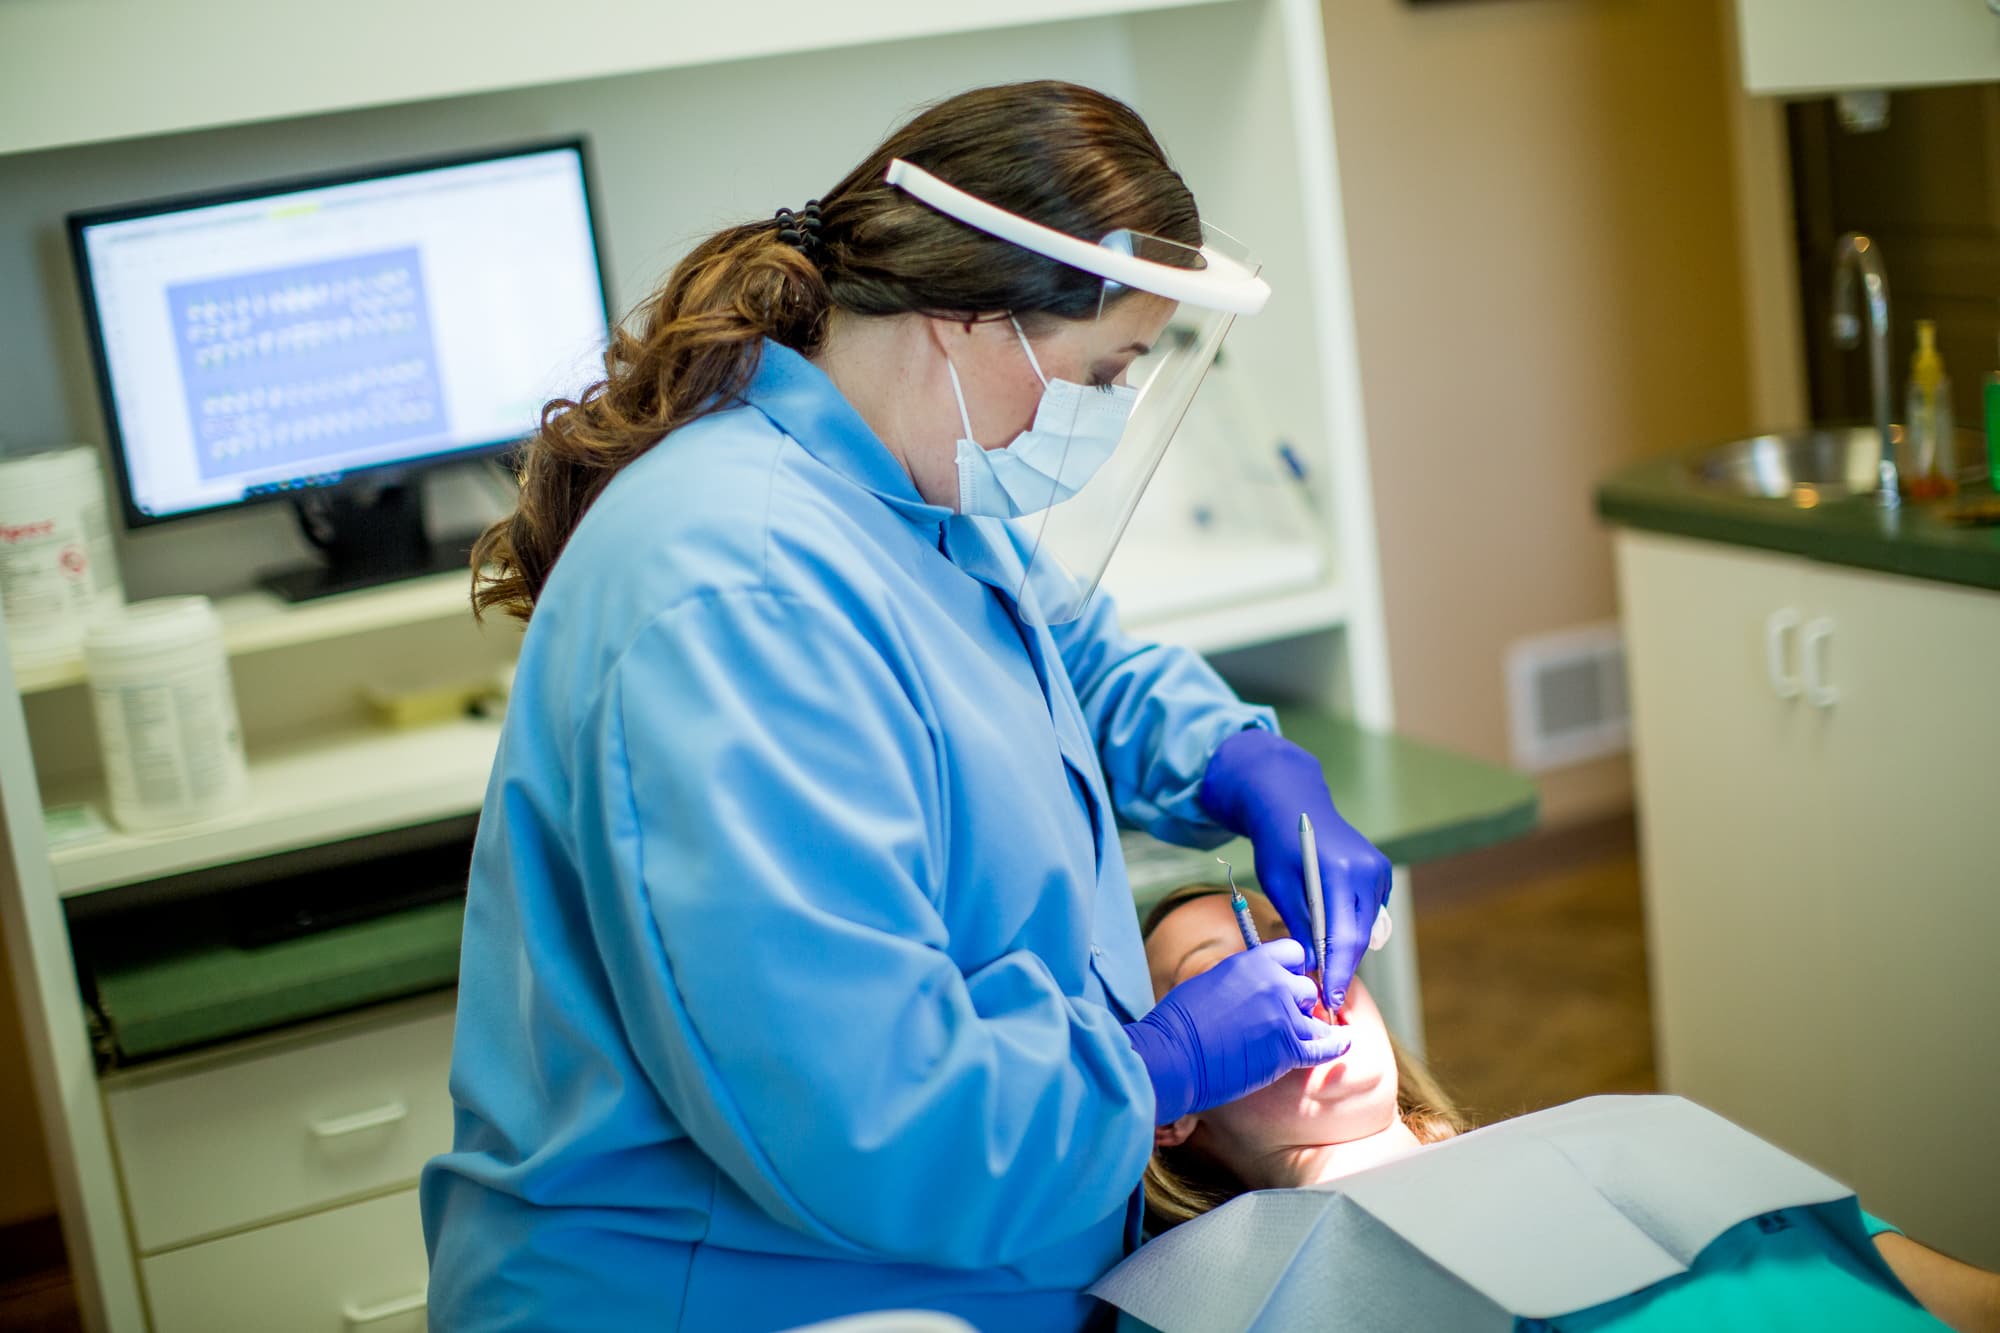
[70,141,610,524]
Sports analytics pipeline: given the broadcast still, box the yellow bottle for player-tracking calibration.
[1905,320,1956,499]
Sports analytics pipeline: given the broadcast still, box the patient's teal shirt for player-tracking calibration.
[1115,1202,1942,1331]
[1523,1203,1944,1332]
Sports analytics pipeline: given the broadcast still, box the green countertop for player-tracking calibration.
[94,709,1537,1060]
[1126,707,1540,915]
[1276,708,1538,865]
[1597,452,2000,592]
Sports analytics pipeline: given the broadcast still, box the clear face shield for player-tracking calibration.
[886,159,1269,624]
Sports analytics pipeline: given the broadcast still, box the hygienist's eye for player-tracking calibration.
[1088,371,1117,392]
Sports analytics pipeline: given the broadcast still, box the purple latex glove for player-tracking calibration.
[1200,728,1392,1010]
[1123,939,1351,1125]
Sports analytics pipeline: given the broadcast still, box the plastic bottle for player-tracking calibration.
[83,597,249,832]
[1904,320,1955,499]
[0,446,124,666]
[1986,336,2000,494]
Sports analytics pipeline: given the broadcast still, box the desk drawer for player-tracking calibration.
[106,1000,454,1251]
[142,1187,428,1333]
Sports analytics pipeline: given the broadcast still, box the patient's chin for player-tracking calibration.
[1230,1056,1392,1141]
[1303,1054,1388,1103]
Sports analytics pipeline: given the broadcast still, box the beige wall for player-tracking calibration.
[1324,0,1770,827]
[0,915,57,1228]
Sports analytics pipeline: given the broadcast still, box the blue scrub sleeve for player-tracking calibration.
[1049,588,1275,848]
[576,589,1157,1269]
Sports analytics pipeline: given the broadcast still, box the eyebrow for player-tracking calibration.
[1120,341,1152,356]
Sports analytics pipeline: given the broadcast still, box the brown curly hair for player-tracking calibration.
[470,80,1202,622]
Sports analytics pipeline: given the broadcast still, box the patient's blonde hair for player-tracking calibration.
[1139,884,1469,1231]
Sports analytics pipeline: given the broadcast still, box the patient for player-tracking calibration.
[1127,885,2000,1333]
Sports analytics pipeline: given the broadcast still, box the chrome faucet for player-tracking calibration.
[1830,231,1898,506]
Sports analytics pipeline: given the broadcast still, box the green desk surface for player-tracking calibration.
[1598,452,2000,593]
[1275,708,1539,866]
[94,898,464,1061]
[92,709,1535,1059]
[1125,707,1539,916]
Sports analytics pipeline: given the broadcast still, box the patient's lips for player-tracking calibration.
[1310,998,1351,1026]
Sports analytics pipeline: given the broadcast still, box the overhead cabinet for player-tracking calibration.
[1735,0,2000,95]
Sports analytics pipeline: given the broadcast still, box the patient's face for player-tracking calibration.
[1145,893,1403,1183]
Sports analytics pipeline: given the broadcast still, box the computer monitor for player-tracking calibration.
[69,139,611,599]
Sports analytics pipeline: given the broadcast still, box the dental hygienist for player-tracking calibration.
[422,81,1392,1332]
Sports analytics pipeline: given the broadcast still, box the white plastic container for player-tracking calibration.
[0,446,124,665]
[84,597,249,832]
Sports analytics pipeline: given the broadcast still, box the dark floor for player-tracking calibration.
[0,850,1654,1329]
[1416,852,1656,1125]
[0,1218,82,1333]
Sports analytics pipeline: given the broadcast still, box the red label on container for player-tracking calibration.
[0,520,57,544]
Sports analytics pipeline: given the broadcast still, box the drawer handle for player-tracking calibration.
[342,1290,427,1326]
[1802,617,1838,709]
[309,1100,409,1140]
[1764,608,1802,699]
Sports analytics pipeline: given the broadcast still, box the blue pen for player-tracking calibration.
[1218,858,1260,951]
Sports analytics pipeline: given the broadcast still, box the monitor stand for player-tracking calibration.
[262,481,482,603]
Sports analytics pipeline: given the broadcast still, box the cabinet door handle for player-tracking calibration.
[1802,617,1838,708]
[342,1290,427,1326]
[1764,608,1803,699]
[309,1100,408,1139]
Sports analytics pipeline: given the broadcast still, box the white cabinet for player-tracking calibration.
[108,999,453,1332]
[1735,0,2000,95]
[1800,559,2000,1260]
[104,1002,455,1252]
[1615,538,1850,1176]
[141,1188,429,1333]
[1617,530,2000,1268]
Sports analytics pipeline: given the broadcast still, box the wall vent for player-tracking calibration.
[1505,623,1629,773]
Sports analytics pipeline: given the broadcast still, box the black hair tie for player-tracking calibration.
[775,199,824,262]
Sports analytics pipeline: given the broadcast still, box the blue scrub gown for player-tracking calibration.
[421,340,1274,1331]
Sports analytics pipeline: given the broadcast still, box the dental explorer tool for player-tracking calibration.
[1300,812,1329,1014]
[1219,858,1260,951]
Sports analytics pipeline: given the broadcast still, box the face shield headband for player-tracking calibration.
[885,158,1271,624]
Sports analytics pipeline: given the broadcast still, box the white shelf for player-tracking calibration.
[48,717,499,897]
[32,581,1343,898]
[14,571,482,695]
[1126,582,1348,655]
[1106,536,1342,654]
[0,0,1223,158]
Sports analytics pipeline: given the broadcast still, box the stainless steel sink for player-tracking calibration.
[1688,427,1890,505]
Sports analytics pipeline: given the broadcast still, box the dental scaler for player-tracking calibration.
[1219,858,1260,951]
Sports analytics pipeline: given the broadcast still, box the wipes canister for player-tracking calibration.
[84,597,248,831]
[0,446,123,665]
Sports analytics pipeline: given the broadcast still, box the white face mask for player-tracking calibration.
[947,317,1138,519]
